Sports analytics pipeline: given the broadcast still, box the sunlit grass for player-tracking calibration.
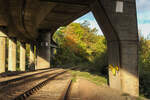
[70,70,149,100]
[70,70,107,86]
[136,96,148,100]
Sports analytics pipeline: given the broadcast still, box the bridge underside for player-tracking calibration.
[0,0,139,96]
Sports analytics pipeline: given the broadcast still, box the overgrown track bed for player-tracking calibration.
[0,69,68,100]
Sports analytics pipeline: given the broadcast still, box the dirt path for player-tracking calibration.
[68,78,147,100]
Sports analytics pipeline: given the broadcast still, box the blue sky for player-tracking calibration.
[74,0,150,38]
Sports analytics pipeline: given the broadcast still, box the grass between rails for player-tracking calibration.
[69,70,107,86]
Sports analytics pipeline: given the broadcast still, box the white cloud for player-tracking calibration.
[136,0,150,12]
[138,24,150,38]
[87,20,103,35]
[136,0,150,38]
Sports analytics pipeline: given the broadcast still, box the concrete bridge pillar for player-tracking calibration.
[36,31,51,70]
[20,42,26,71]
[0,31,7,73]
[91,0,139,96]
[120,41,139,96]
[29,44,35,70]
[8,37,17,71]
[107,41,139,96]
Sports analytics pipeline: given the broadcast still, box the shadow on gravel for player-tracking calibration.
[0,71,60,93]
[0,68,53,77]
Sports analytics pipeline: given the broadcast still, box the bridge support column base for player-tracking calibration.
[120,41,139,96]
[29,44,35,70]
[20,42,26,71]
[108,41,139,96]
[36,32,51,70]
[8,37,17,71]
[0,31,7,73]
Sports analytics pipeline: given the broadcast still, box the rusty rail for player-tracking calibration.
[13,70,67,100]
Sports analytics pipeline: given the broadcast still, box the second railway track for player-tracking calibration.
[0,68,73,100]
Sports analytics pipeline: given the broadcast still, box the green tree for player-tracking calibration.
[139,37,150,98]
[53,21,107,73]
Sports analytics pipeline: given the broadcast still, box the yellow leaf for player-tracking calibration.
[115,66,119,71]
[112,68,116,76]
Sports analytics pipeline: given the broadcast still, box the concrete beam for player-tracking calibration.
[36,32,51,70]
[40,0,89,6]
[0,31,7,73]
[8,37,17,71]
[20,42,26,71]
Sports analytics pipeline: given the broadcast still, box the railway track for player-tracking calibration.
[0,68,57,86]
[0,68,73,100]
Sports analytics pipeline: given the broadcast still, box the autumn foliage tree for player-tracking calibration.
[53,21,107,72]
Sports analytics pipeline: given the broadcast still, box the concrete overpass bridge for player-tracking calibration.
[0,0,139,97]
